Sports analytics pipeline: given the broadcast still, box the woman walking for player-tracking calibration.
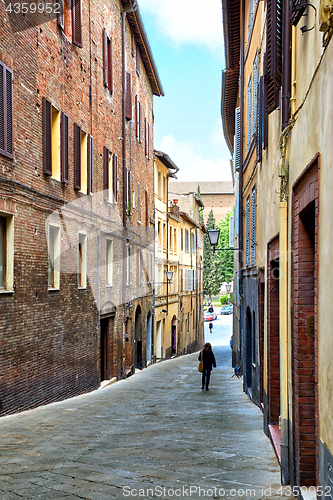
[198,342,216,391]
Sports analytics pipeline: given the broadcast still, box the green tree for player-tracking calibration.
[203,210,223,298]
[217,211,234,283]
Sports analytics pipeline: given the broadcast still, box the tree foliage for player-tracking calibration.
[203,210,223,298]
[217,211,234,283]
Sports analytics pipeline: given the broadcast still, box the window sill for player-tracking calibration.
[48,288,60,292]
[78,287,87,291]
[0,289,14,295]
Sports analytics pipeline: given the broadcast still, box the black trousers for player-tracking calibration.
[202,368,211,389]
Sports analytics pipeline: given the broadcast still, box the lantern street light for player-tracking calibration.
[161,270,174,315]
[226,282,232,304]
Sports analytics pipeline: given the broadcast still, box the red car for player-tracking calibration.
[204,311,217,321]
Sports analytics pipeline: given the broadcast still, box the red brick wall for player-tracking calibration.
[291,157,319,486]
[267,236,280,425]
[259,272,265,405]
[0,0,155,415]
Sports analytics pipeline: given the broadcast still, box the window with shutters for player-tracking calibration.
[43,99,70,184]
[72,0,82,47]
[246,76,252,153]
[191,233,195,254]
[103,29,113,93]
[61,112,69,184]
[251,186,257,266]
[186,269,193,292]
[136,46,140,75]
[0,61,14,160]
[157,220,161,249]
[0,214,14,291]
[135,96,139,140]
[48,225,60,289]
[170,226,173,254]
[174,228,177,254]
[256,76,263,163]
[252,53,258,137]
[106,239,113,286]
[193,269,197,291]
[234,107,241,171]
[185,229,190,253]
[78,232,87,288]
[73,124,90,193]
[245,195,250,267]
[125,72,132,120]
[163,222,166,251]
[266,0,282,114]
[103,147,117,203]
[137,182,141,222]
[57,0,71,39]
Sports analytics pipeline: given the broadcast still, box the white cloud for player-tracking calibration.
[139,0,224,53]
[157,134,232,182]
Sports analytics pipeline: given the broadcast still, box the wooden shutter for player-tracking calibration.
[234,107,241,171]
[74,123,81,189]
[266,0,281,112]
[256,77,263,163]
[145,190,148,226]
[113,153,118,202]
[127,169,131,212]
[139,102,142,143]
[87,134,93,194]
[58,0,65,29]
[147,123,150,159]
[131,32,135,56]
[108,37,113,93]
[246,77,252,153]
[135,96,139,139]
[252,54,257,137]
[0,64,14,159]
[103,29,109,88]
[136,47,140,75]
[145,118,148,157]
[263,54,269,148]
[103,146,109,200]
[245,196,250,267]
[251,187,256,266]
[125,72,132,120]
[61,112,69,184]
[137,182,141,221]
[72,0,82,47]
[42,97,52,175]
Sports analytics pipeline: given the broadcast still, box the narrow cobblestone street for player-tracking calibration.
[0,345,295,500]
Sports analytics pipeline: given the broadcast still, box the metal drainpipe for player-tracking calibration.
[166,174,169,315]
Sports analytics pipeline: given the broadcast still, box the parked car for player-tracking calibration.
[220,304,233,315]
[204,310,217,321]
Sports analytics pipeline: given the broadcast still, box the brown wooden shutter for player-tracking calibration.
[42,97,52,176]
[145,190,148,226]
[256,77,263,163]
[103,29,108,88]
[103,146,109,200]
[87,134,93,194]
[125,72,132,120]
[113,153,118,202]
[145,118,148,156]
[127,169,131,212]
[58,0,65,29]
[61,112,69,184]
[135,96,139,139]
[74,123,81,190]
[72,0,82,47]
[139,102,142,143]
[269,0,283,85]
[1,64,14,159]
[263,54,268,148]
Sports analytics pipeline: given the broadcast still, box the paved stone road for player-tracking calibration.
[0,346,295,500]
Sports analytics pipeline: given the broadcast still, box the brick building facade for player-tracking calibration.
[0,0,163,415]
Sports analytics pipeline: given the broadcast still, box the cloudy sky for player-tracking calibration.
[138,0,232,182]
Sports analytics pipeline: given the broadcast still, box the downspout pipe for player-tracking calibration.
[239,0,245,370]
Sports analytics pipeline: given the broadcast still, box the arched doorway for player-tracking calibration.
[171,315,177,355]
[246,307,252,388]
[135,305,142,369]
[146,311,152,365]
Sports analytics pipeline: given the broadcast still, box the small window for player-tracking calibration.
[78,233,87,288]
[103,147,117,202]
[106,239,113,286]
[0,61,14,159]
[74,123,92,193]
[58,0,71,39]
[48,225,60,289]
[0,214,14,291]
[103,29,113,92]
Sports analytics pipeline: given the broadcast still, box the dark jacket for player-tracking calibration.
[198,350,216,371]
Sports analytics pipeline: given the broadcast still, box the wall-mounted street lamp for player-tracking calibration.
[159,270,173,315]
[207,229,239,252]
[226,282,232,304]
